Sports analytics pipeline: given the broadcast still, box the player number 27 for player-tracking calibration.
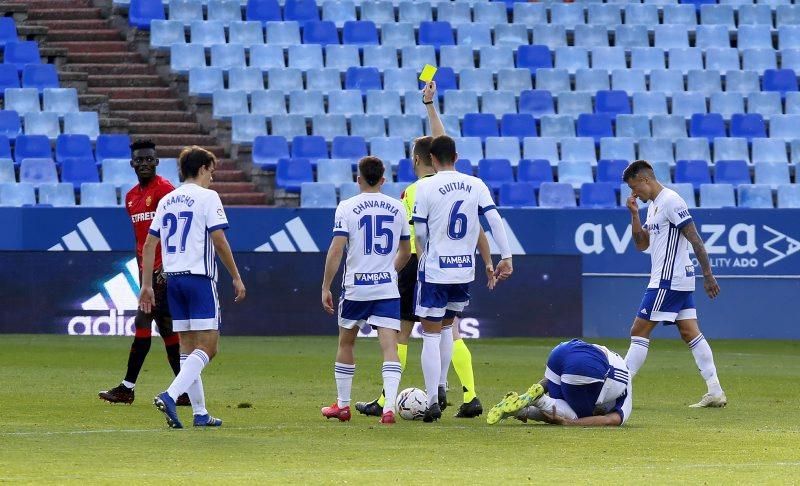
[358,215,394,255]
[162,211,193,254]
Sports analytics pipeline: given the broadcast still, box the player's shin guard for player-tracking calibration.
[180,354,208,416]
[163,333,181,376]
[166,349,209,401]
[439,326,453,388]
[334,362,355,408]
[124,327,152,385]
[688,334,723,395]
[625,337,650,377]
[452,338,476,403]
[381,361,402,413]
[421,331,442,407]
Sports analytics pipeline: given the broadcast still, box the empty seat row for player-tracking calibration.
[0,182,128,207]
[0,134,132,164]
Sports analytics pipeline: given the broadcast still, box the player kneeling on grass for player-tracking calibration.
[321,156,412,425]
[487,339,632,427]
[139,146,246,429]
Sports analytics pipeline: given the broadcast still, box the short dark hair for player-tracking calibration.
[178,146,216,179]
[623,160,655,182]
[130,138,156,152]
[358,156,385,187]
[429,135,456,165]
[412,136,434,167]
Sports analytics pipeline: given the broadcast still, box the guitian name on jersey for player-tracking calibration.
[439,255,473,268]
[438,181,472,195]
[352,199,399,216]
[131,211,156,223]
[354,272,392,285]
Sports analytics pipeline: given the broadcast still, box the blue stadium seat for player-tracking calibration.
[396,159,415,183]
[591,48,625,72]
[0,65,20,94]
[246,0,281,23]
[212,90,248,120]
[230,67,266,93]
[381,182,403,201]
[730,113,766,141]
[668,48,703,74]
[755,161,791,188]
[743,48,777,72]
[462,113,498,140]
[535,68,570,92]
[738,25,773,50]
[3,41,40,73]
[95,134,131,164]
[710,92,745,120]
[252,135,289,169]
[575,69,610,93]
[188,68,223,97]
[270,114,307,138]
[459,69,494,93]
[232,114,267,144]
[726,71,760,94]
[600,138,635,162]
[769,114,800,140]
[437,3,471,26]
[595,90,630,116]
[361,1,394,25]
[98,159,133,191]
[169,0,203,25]
[517,159,553,190]
[287,44,323,70]
[596,159,628,185]
[430,66,458,93]
[700,183,736,208]
[303,20,339,45]
[561,138,596,163]
[230,21,265,48]
[575,25,609,48]
[325,45,360,71]
[5,88,40,116]
[676,138,711,162]
[651,115,686,140]
[764,69,799,96]
[715,159,751,186]
[738,185,774,209]
[388,115,423,139]
[366,90,401,117]
[752,138,788,164]
[317,159,353,188]
[265,22,301,46]
[331,136,367,159]
[689,114,726,143]
[675,159,712,189]
[249,45,285,70]
[130,0,166,28]
[639,138,675,164]
[190,20,225,48]
[523,137,559,164]
[633,92,668,117]
[363,45,398,70]
[705,48,740,73]
[496,69,532,92]
[714,137,749,163]
[482,91,517,118]
[671,93,706,119]
[558,160,593,189]
[777,184,800,208]
[24,112,59,139]
[291,135,328,161]
[399,1,432,24]
[557,92,592,117]
[500,114,536,140]
[779,26,800,50]
[20,158,58,187]
[495,24,529,48]
[612,69,646,94]
[777,4,800,27]
[540,115,575,138]
[250,90,286,116]
[648,70,683,97]
[0,156,12,183]
[351,114,387,138]
[550,3,585,28]
[781,48,800,71]
[472,1,506,24]
[56,134,93,164]
[81,182,119,207]
[345,67,381,93]
[615,25,649,49]
[554,47,589,74]
[211,44,246,71]
[284,0,320,23]
[208,0,243,25]
[338,181,359,201]
[485,137,521,165]
[478,158,514,192]
[150,20,185,50]
[687,70,721,97]
[518,90,554,119]
[454,137,484,163]
[0,111,21,140]
[268,68,303,91]
[538,182,576,208]
[532,25,567,49]
[663,5,697,26]
[327,90,363,116]
[170,44,205,73]
[418,21,455,50]
[444,91,479,117]
[631,48,666,73]
[516,45,552,73]
[455,23,492,49]
[616,115,651,139]
[301,182,337,207]
[580,182,617,208]
[655,25,689,49]
[625,3,659,25]
[576,114,613,144]
[514,3,546,26]
[306,68,342,93]
[0,17,16,49]
[382,23,415,47]
[38,183,76,207]
[738,5,772,26]
[588,4,621,26]
[0,182,35,206]
[498,182,536,207]
[370,137,405,163]
[276,158,313,192]
[311,114,347,140]
[480,47,515,72]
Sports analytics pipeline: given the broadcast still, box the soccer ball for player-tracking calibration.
[397,387,428,420]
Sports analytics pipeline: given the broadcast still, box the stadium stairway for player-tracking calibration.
[14,0,267,205]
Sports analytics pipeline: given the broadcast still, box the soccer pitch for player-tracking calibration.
[1,335,799,484]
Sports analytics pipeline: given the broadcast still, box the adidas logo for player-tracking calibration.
[48,217,111,252]
[254,217,319,252]
[483,218,526,255]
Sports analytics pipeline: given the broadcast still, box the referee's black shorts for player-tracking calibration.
[398,253,419,322]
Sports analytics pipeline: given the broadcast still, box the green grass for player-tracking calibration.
[1,335,799,484]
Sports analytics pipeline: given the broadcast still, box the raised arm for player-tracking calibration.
[321,236,347,314]
[423,81,445,137]
[626,195,650,251]
[680,221,720,299]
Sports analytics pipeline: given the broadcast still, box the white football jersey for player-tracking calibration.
[333,192,410,301]
[413,170,495,284]
[643,188,695,291]
[148,183,229,279]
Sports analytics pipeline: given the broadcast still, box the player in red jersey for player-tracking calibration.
[99,139,188,406]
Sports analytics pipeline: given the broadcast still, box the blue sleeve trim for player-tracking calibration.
[332,230,349,238]
[412,217,428,223]
[676,217,693,230]
[148,229,160,237]
[207,223,229,233]
[478,205,497,215]
[400,235,410,241]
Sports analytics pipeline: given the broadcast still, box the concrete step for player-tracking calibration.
[68,52,142,64]
[88,87,174,99]
[88,75,163,88]
[219,193,267,205]
[29,19,109,30]
[130,134,219,146]
[113,111,194,123]
[157,145,225,158]
[109,99,184,111]
[128,122,203,134]
[213,169,247,182]
[215,159,239,171]
[25,0,93,6]
[210,182,257,193]
[47,29,122,42]
[64,63,155,76]
[50,41,130,54]
[27,8,101,20]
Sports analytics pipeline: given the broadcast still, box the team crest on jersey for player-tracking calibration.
[354,272,392,285]
[439,255,473,268]
[127,200,133,207]
[145,195,152,207]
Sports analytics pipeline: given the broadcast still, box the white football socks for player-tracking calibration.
[381,361,402,414]
[167,349,209,401]
[688,334,723,396]
[180,354,208,416]
[334,362,355,408]
[122,380,135,389]
[421,331,442,407]
[438,325,453,388]
[533,394,578,421]
[625,337,650,377]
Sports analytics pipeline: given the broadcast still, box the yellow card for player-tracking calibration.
[419,64,437,83]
